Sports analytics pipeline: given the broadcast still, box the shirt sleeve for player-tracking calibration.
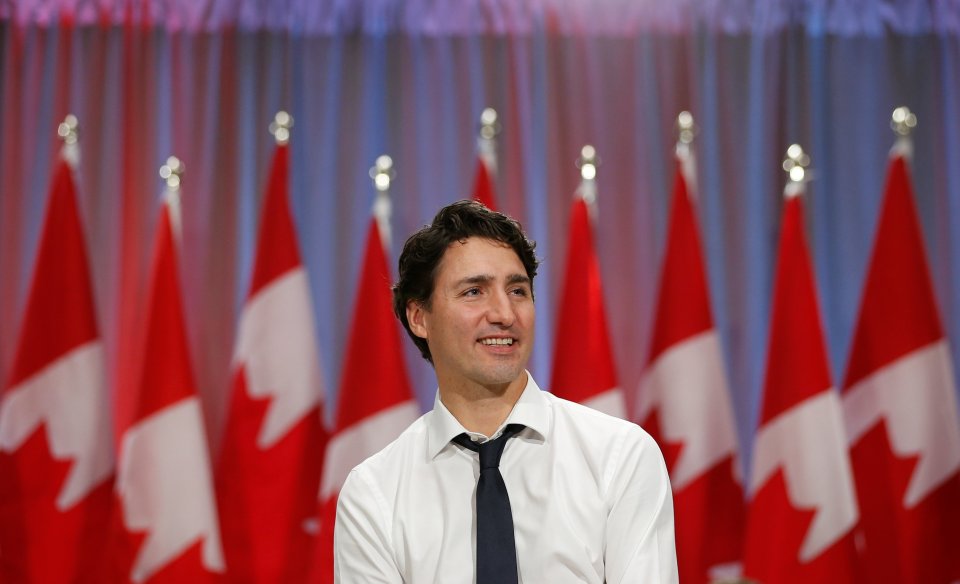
[334,467,403,584]
[603,426,679,584]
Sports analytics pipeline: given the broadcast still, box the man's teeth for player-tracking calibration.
[480,338,514,346]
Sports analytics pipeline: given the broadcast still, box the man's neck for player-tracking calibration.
[438,372,528,437]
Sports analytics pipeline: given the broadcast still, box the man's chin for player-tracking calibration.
[473,364,527,391]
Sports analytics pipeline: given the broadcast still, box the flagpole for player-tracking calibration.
[890,105,916,137]
[677,110,695,146]
[890,105,916,159]
[270,110,294,145]
[675,111,698,198]
[159,156,184,191]
[369,154,394,248]
[576,144,599,218]
[477,107,499,174]
[159,156,185,245]
[57,114,80,168]
[781,143,810,199]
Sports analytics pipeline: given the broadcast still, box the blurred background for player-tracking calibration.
[1,1,959,582]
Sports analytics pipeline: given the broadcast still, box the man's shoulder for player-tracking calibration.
[350,412,431,479]
[538,391,669,500]
[543,391,656,449]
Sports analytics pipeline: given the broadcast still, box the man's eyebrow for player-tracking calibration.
[452,274,530,288]
[453,274,494,288]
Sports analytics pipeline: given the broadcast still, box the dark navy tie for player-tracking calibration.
[453,424,524,584]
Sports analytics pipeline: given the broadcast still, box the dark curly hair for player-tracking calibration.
[393,200,539,363]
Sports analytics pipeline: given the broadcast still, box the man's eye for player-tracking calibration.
[509,288,529,297]
[463,288,481,296]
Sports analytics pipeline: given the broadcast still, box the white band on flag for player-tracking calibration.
[232,268,324,449]
[581,388,625,419]
[319,401,421,501]
[0,341,113,510]
[751,390,858,562]
[117,397,224,582]
[637,331,740,489]
[843,340,960,507]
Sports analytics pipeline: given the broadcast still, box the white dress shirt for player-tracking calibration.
[334,374,678,583]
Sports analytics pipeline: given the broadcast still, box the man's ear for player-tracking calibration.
[406,300,428,340]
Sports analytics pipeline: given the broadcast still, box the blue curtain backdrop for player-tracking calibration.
[1,1,959,482]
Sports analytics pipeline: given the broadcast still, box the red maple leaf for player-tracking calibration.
[216,368,326,582]
[673,457,744,584]
[851,419,960,584]
[641,410,744,584]
[744,469,860,584]
[0,426,112,584]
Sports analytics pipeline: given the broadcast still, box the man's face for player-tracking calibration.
[407,237,534,392]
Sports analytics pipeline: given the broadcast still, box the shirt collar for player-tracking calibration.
[426,372,551,460]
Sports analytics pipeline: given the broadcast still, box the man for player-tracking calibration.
[334,200,678,583]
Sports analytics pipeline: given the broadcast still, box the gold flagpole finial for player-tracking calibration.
[370,155,395,193]
[57,114,79,145]
[479,107,500,141]
[57,114,80,168]
[677,111,696,145]
[269,111,294,145]
[576,145,599,207]
[891,106,917,137]
[159,156,185,191]
[576,144,599,181]
[370,154,395,247]
[477,108,501,177]
[782,143,810,185]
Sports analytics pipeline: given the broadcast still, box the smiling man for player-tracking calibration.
[333,200,678,583]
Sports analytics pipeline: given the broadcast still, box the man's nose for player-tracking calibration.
[485,290,515,327]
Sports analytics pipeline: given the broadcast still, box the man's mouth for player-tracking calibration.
[479,337,515,346]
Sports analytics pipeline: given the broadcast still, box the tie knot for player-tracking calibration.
[454,424,524,471]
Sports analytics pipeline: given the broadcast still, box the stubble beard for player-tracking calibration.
[469,354,528,393]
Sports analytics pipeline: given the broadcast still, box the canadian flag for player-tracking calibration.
[110,179,224,582]
[743,179,860,583]
[311,194,420,583]
[841,137,960,584]
[635,144,744,584]
[216,143,329,582]
[550,175,625,417]
[0,145,114,582]
[471,121,498,210]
